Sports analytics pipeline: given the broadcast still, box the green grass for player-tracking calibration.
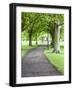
[21,45,38,56]
[44,46,64,74]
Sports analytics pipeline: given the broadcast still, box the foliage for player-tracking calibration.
[21,12,64,53]
[22,12,64,41]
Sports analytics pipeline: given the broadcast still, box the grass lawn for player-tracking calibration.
[21,45,38,56]
[44,46,64,74]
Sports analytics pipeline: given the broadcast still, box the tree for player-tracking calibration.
[21,12,64,52]
[21,12,40,46]
[52,15,64,53]
[53,20,61,53]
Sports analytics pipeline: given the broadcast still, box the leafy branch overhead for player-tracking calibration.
[21,12,64,53]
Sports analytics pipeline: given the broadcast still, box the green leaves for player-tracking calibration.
[21,12,64,43]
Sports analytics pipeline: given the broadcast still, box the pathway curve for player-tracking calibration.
[22,46,60,77]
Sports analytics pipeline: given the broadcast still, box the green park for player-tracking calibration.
[21,12,64,77]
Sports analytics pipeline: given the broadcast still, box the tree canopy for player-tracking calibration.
[21,12,64,53]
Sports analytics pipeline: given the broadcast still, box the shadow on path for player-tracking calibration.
[22,45,61,77]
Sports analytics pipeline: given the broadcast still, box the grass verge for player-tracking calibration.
[44,47,64,74]
[21,45,38,56]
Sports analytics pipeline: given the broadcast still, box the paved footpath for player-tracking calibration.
[21,46,60,77]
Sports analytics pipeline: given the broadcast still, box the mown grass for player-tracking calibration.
[44,46,64,74]
[21,45,38,56]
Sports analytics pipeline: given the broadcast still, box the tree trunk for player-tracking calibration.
[41,37,44,44]
[53,21,60,53]
[29,33,32,46]
[47,33,50,47]
[36,34,38,45]
[36,40,38,45]
[51,35,55,48]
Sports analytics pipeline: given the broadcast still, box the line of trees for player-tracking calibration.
[21,12,64,53]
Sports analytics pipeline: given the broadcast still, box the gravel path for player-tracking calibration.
[21,46,60,77]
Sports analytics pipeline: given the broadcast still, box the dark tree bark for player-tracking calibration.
[41,37,44,44]
[36,40,38,45]
[50,28,55,48]
[47,33,50,47]
[35,34,38,45]
[29,32,32,46]
[51,34,55,48]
